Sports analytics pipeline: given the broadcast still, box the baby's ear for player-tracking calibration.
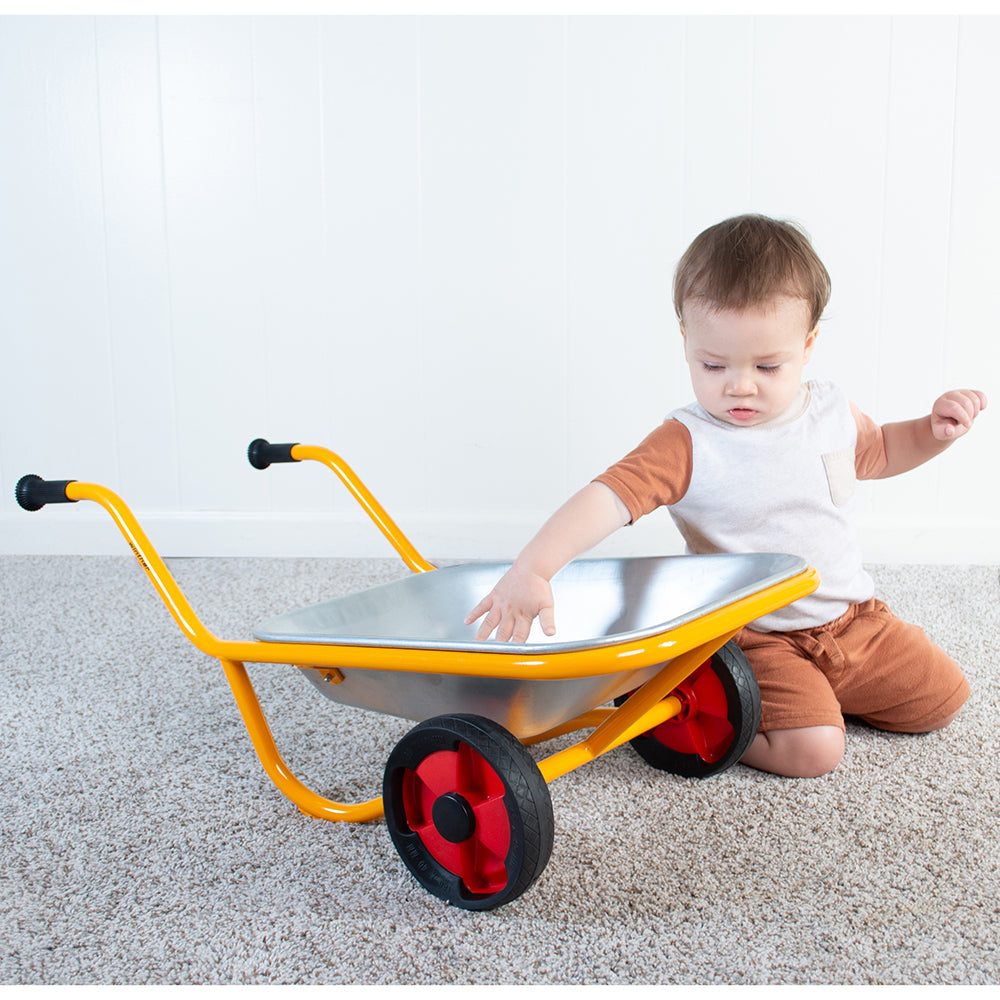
[803,325,819,360]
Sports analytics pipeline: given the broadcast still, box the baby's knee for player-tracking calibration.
[744,725,844,777]
[794,727,845,776]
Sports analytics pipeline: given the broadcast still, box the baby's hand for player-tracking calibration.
[931,389,988,441]
[464,564,556,642]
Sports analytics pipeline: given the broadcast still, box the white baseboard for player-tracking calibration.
[3,509,998,565]
[853,515,1000,565]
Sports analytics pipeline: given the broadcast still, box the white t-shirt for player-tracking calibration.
[596,380,884,631]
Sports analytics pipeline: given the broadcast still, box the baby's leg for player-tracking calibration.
[741,726,844,777]
[900,709,961,733]
[736,599,969,778]
[834,600,970,734]
[742,702,961,776]
[734,625,848,776]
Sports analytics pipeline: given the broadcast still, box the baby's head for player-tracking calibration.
[673,214,831,328]
[673,215,832,427]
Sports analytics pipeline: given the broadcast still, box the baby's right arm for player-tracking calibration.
[465,482,631,642]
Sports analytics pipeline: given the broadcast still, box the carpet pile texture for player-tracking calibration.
[2,555,997,985]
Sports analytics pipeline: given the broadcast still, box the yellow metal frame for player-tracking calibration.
[60,444,819,824]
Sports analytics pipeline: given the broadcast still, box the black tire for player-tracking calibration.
[383,714,554,910]
[615,640,761,778]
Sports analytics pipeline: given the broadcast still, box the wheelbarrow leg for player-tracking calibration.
[219,658,384,823]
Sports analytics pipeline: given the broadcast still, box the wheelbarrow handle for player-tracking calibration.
[247,438,299,470]
[247,437,436,574]
[16,474,78,511]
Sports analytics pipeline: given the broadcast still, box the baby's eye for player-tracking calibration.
[701,363,724,372]
[757,364,781,374]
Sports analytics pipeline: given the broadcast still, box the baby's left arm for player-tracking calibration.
[876,389,988,479]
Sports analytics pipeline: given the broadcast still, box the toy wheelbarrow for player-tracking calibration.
[17,439,818,910]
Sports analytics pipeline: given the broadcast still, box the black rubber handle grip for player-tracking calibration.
[247,438,299,470]
[16,475,78,511]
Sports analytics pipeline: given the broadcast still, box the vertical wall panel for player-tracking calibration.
[565,16,685,500]
[95,16,179,509]
[317,16,422,522]
[419,16,567,515]
[939,16,1000,522]
[0,17,117,495]
[158,16,269,512]
[681,16,755,238]
[249,16,334,515]
[751,17,891,408]
[870,17,959,525]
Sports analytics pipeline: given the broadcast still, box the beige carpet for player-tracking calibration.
[2,555,997,984]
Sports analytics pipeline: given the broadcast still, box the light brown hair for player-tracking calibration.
[673,214,831,329]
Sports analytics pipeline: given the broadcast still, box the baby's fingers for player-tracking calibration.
[933,390,985,439]
[938,404,970,438]
[538,605,556,637]
[489,608,516,642]
[474,610,502,641]
[963,388,988,412]
[465,595,493,626]
[948,389,987,419]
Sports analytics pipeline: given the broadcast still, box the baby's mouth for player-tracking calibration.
[727,407,758,422]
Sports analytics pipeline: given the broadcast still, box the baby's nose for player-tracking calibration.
[727,375,757,396]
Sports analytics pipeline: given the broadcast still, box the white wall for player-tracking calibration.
[2,14,998,563]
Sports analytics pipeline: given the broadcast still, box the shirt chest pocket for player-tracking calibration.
[821,447,856,507]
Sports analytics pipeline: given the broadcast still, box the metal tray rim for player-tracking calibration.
[252,552,809,655]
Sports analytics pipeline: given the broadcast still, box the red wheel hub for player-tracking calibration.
[650,660,735,764]
[401,744,511,895]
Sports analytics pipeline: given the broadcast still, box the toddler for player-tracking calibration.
[466,214,987,777]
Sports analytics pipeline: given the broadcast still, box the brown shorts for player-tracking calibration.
[735,598,970,734]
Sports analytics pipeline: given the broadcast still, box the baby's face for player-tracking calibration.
[680,297,818,428]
